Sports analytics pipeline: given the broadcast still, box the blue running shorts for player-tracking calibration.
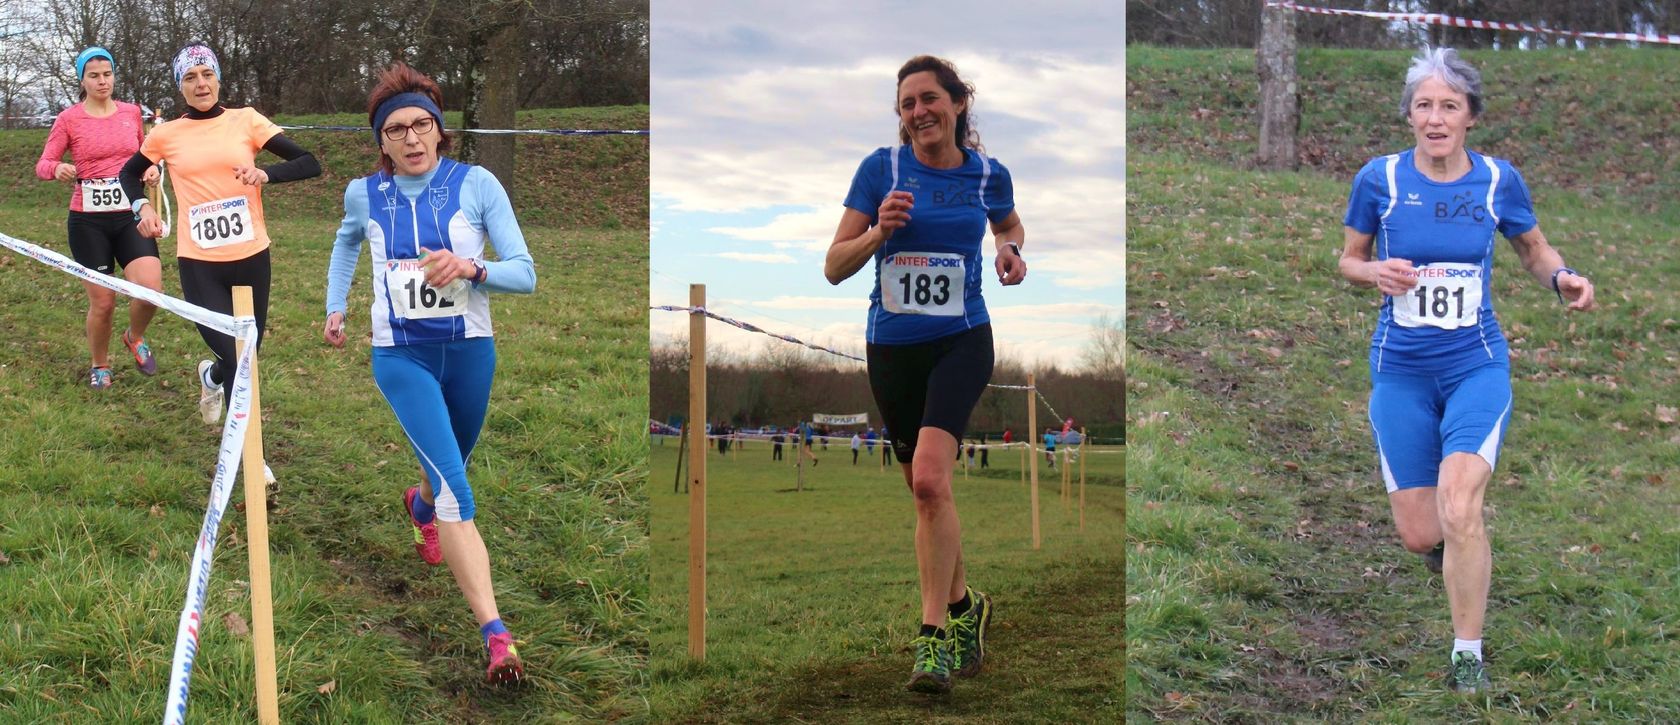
[1368,363,1513,493]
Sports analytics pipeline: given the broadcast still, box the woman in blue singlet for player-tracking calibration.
[322,62,536,685]
[1338,47,1595,695]
[825,54,1027,695]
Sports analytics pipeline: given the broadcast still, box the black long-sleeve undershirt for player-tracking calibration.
[118,104,321,205]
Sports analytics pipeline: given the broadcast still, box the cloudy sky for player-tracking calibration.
[649,1,1124,371]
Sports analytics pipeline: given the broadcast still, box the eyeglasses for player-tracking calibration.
[382,116,436,141]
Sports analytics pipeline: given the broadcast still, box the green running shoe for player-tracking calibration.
[948,588,992,678]
[1449,651,1490,694]
[905,633,953,694]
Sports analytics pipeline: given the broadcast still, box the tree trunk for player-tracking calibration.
[460,3,524,193]
[1256,3,1299,171]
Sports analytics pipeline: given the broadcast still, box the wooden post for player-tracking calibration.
[687,285,707,660]
[231,287,278,725]
[673,425,687,493]
[1079,427,1088,531]
[1257,1,1299,171]
[1027,374,1040,550]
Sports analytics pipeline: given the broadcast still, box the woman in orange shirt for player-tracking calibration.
[118,41,320,425]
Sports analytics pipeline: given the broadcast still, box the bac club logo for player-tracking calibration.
[931,181,979,207]
[1435,191,1487,224]
[429,187,450,211]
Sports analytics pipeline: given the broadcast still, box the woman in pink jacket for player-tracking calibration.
[35,46,163,389]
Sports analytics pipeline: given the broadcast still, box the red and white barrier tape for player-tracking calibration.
[1266,1,1680,45]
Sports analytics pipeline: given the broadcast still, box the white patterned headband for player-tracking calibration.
[172,44,219,85]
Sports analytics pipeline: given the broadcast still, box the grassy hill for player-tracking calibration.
[1,106,649,230]
[1128,47,1680,721]
[0,107,649,722]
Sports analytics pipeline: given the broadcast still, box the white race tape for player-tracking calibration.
[0,228,260,725]
[162,321,257,725]
[0,231,242,336]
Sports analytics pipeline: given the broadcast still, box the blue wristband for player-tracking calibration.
[1550,266,1577,303]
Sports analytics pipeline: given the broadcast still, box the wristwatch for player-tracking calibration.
[1003,242,1022,258]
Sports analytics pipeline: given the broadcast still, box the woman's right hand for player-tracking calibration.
[135,204,164,238]
[54,163,77,183]
[876,190,914,242]
[1372,257,1419,296]
[323,312,347,348]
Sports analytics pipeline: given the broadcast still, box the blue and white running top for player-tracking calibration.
[326,158,536,346]
[1344,149,1537,375]
[844,145,1015,345]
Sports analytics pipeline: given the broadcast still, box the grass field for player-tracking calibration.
[647,439,1124,723]
[0,108,649,722]
[1128,48,1680,721]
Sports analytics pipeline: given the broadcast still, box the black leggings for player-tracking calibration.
[178,249,271,403]
[866,324,994,465]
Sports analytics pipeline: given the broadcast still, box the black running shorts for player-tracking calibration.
[866,323,994,465]
[67,210,157,274]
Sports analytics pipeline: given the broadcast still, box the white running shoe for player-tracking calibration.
[263,463,275,485]
[197,360,223,424]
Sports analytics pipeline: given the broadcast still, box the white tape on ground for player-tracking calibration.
[162,320,258,725]
[0,228,261,725]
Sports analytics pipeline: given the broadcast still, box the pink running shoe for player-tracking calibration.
[402,486,443,566]
[485,632,524,684]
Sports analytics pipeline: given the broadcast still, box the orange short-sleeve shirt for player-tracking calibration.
[141,107,282,262]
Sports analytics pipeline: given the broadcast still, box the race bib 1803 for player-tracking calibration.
[386,259,469,320]
[186,196,255,248]
[1391,262,1483,330]
[882,251,966,316]
[80,177,129,213]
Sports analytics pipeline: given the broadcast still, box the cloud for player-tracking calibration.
[715,252,798,264]
[707,208,838,251]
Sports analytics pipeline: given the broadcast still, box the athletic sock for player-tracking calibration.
[918,624,944,640]
[409,490,436,524]
[481,618,508,645]
[1452,638,1483,661]
[947,592,972,619]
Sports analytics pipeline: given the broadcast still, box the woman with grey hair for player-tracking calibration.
[1337,47,1595,694]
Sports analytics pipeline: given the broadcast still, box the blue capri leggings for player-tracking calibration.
[371,337,496,522]
[1368,363,1512,494]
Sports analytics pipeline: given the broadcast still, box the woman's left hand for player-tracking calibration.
[419,247,477,287]
[995,245,1027,285]
[231,165,268,186]
[1557,271,1596,311]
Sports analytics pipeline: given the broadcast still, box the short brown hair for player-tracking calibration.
[366,62,453,174]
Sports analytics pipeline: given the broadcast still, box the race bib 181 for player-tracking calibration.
[882,251,966,316]
[80,177,129,213]
[1391,262,1483,330]
[186,196,255,248]
[386,259,469,320]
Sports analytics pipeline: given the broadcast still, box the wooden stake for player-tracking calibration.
[1027,373,1039,550]
[232,287,278,725]
[687,285,707,660]
[1079,427,1087,531]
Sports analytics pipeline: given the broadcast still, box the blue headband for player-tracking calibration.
[371,92,444,145]
[75,47,113,80]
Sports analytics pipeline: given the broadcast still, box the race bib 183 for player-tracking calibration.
[1391,262,1483,330]
[882,251,966,316]
[386,259,469,320]
[80,177,129,213]
[186,196,255,248]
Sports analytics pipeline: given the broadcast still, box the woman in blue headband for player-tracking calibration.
[34,47,164,389]
[322,62,536,684]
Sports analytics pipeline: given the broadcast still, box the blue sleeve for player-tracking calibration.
[1342,159,1385,234]
[325,179,367,317]
[984,157,1015,223]
[464,166,536,294]
[842,150,887,220]
[1495,162,1537,238]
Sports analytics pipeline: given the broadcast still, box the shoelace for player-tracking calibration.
[911,636,943,670]
[1452,654,1482,685]
[947,613,975,661]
